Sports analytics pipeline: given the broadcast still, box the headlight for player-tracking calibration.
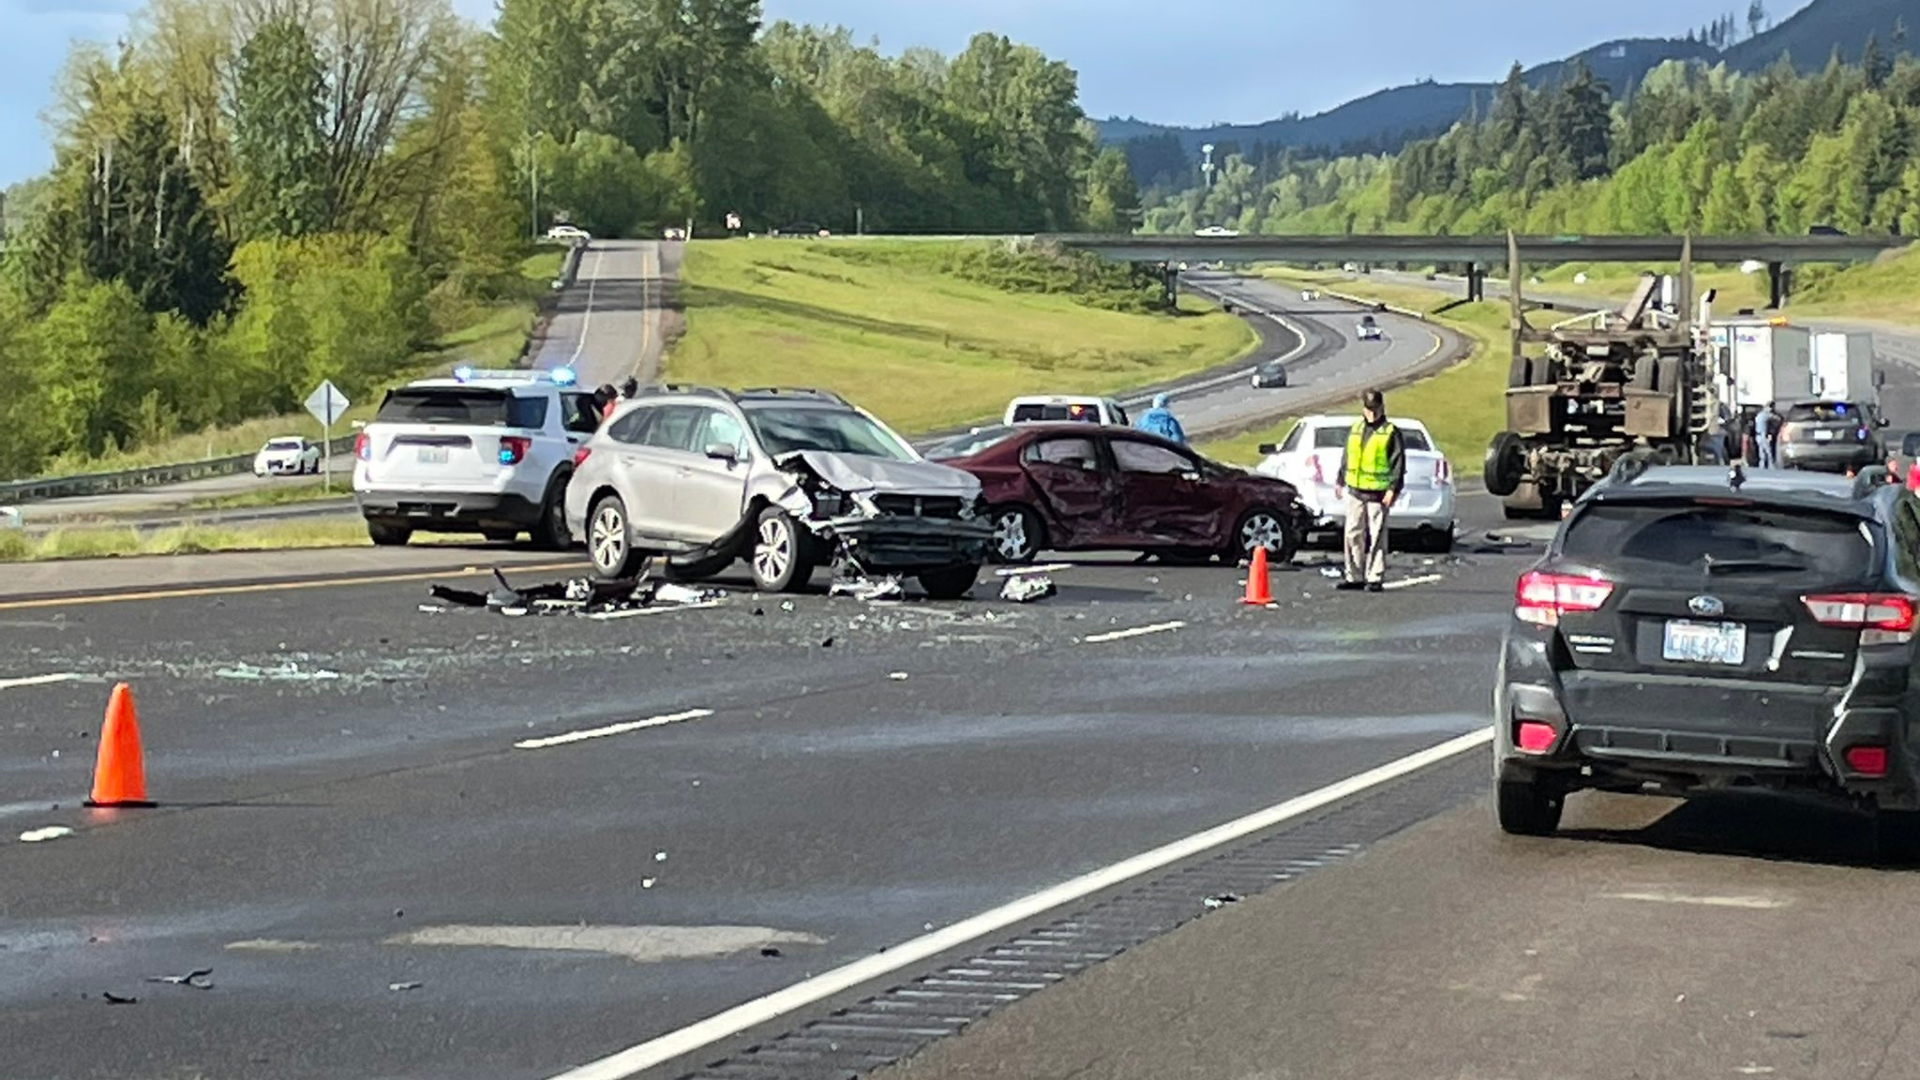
[959,494,986,521]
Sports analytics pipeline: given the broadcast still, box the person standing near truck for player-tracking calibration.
[1754,401,1779,468]
[1334,389,1406,593]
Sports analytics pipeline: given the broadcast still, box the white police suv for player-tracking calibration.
[352,367,601,548]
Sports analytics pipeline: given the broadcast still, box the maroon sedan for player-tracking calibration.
[930,423,1308,564]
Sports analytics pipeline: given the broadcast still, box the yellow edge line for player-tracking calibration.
[0,561,583,612]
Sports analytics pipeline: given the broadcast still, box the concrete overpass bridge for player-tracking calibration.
[1034,233,1912,308]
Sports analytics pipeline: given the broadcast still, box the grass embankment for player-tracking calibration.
[1199,271,1508,469]
[0,519,385,562]
[665,239,1257,434]
[185,480,351,512]
[35,250,565,477]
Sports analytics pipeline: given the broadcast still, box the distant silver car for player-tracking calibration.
[564,387,992,597]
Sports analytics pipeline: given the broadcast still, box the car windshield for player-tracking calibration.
[266,440,302,450]
[930,427,1019,459]
[376,388,511,425]
[1561,501,1874,585]
[1785,403,1860,423]
[1012,402,1101,423]
[747,406,916,461]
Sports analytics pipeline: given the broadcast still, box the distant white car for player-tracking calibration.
[1253,414,1456,552]
[254,437,322,477]
[1195,225,1240,238]
[546,224,590,242]
[1358,314,1384,341]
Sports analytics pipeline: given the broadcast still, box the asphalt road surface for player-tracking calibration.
[2,493,1535,1080]
[1175,272,1464,436]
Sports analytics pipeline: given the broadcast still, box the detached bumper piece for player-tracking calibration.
[823,515,992,573]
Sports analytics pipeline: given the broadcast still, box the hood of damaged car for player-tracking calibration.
[779,451,982,497]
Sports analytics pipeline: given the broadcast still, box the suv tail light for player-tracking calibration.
[354,431,371,461]
[572,446,593,468]
[1515,571,1614,627]
[1845,744,1890,777]
[499,435,532,466]
[1801,593,1919,646]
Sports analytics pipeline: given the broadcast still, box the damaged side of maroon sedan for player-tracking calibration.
[931,424,1309,565]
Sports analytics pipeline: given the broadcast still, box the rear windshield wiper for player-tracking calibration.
[1706,559,1811,575]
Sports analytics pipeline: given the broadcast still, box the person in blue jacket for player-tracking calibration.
[1136,392,1188,444]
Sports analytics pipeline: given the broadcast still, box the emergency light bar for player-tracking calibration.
[451,365,579,386]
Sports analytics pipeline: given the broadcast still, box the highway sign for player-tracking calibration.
[305,380,350,427]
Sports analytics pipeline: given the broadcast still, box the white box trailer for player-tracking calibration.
[1810,331,1881,404]
[1710,322,1814,407]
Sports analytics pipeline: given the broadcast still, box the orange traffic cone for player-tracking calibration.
[1241,545,1273,606]
[86,683,153,808]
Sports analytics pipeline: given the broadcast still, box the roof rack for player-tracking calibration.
[738,387,849,405]
[652,384,739,403]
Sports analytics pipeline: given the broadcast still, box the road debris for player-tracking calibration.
[654,851,668,863]
[1203,893,1242,909]
[428,568,723,619]
[760,946,783,958]
[19,826,73,843]
[102,992,137,1005]
[389,981,423,992]
[829,575,906,602]
[1318,566,1343,580]
[889,672,910,681]
[999,574,1056,603]
[145,968,213,990]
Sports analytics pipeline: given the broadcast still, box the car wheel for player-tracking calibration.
[367,521,412,547]
[1875,809,1920,865]
[1483,431,1525,497]
[588,494,647,580]
[1231,505,1297,565]
[531,473,572,551]
[750,507,815,593]
[1496,776,1564,836]
[917,563,981,601]
[988,505,1043,564]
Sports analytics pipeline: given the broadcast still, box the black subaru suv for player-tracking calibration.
[1493,461,1920,857]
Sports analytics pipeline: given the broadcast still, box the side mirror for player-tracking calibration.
[1257,443,1279,455]
[705,443,740,463]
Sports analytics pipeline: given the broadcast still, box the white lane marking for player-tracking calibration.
[0,673,84,691]
[1382,574,1445,591]
[542,726,1494,1080]
[566,247,607,368]
[226,939,322,952]
[995,563,1072,577]
[584,601,723,621]
[1081,620,1186,644]
[1602,891,1789,910]
[514,709,713,750]
[18,826,73,843]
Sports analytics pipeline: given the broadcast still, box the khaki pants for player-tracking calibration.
[1344,496,1389,585]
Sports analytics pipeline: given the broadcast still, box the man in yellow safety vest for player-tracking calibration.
[1333,389,1406,592]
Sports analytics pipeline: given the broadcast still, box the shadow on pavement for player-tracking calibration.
[1561,788,1900,870]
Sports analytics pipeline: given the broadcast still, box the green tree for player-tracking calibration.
[1084,147,1139,231]
[232,15,330,239]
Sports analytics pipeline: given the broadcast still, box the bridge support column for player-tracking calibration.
[1466,262,1485,302]
[1767,261,1794,309]
[1159,263,1178,310]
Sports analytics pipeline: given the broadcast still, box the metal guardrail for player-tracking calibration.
[0,241,589,507]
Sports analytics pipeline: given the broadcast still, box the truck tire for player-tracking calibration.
[1483,432,1525,498]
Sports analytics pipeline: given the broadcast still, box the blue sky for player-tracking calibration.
[0,0,1811,188]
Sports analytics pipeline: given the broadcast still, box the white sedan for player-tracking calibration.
[546,224,590,242]
[1357,315,1384,341]
[253,437,322,477]
[1252,414,1456,552]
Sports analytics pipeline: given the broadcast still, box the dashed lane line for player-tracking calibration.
[514,709,715,750]
[1080,620,1187,644]
[0,672,85,691]
[1383,574,1446,591]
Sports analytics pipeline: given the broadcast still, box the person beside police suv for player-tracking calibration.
[1333,389,1405,593]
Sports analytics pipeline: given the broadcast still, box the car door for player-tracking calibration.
[1110,436,1234,545]
[621,404,714,539]
[674,406,753,540]
[1019,434,1118,547]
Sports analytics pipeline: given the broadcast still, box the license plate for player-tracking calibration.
[416,447,449,464]
[1814,430,1834,442]
[1663,619,1747,666]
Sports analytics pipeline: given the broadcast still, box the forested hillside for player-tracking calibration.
[0,0,1140,483]
[1145,48,1920,241]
